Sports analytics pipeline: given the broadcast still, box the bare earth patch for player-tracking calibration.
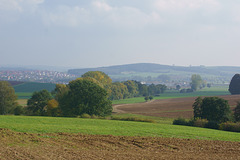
[113,95,240,118]
[1,128,240,160]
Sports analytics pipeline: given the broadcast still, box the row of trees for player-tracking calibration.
[80,71,167,100]
[110,80,167,100]
[26,71,167,117]
[0,71,167,117]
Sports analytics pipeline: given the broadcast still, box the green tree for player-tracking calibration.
[144,96,149,102]
[60,79,112,117]
[148,84,155,96]
[192,97,203,119]
[123,80,139,97]
[156,84,167,93]
[234,102,240,122]
[0,81,17,115]
[149,96,153,101]
[176,85,181,90]
[27,89,52,116]
[193,97,231,123]
[229,74,240,95]
[190,74,203,91]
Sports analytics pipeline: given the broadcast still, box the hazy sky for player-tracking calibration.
[1,0,240,68]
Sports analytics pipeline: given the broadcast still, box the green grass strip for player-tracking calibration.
[0,115,239,142]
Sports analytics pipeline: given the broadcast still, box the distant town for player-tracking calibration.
[0,70,77,84]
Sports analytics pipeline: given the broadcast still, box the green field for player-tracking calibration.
[14,82,56,99]
[113,86,230,104]
[0,115,239,141]
[16,92,33,99]
[14,82,55,93]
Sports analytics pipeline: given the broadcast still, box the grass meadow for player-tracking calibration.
[0,115,239,141]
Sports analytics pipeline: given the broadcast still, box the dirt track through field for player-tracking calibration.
[1,128,240,160]
[113,95,240,118]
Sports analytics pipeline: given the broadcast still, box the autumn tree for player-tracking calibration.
[110,82,129,100]
[82,71,112,95]
[46,99,59,117]
[0,81,17,115]
[53,84,69,101]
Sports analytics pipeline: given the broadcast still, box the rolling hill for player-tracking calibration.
[68,63,240,83]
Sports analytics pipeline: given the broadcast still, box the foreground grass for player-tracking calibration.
[113,86,230,104]
[0,115,239,142]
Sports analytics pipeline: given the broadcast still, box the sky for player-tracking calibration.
[1,0,240,68]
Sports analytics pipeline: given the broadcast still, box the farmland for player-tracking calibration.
[1,115,240,159]
[1,128,240,160]
[113,94,240,119]
[2,84,240,159]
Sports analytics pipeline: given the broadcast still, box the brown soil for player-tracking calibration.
[113,95,240,118]
[1,128,240,160]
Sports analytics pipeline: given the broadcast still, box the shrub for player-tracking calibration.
[80,113,91,118]
[180,89,186,93]
[91,114,98,119]
[219,122,240,132]
[13,105,24,115]
[149,96,153,101]
[144,96,149,101]
[173,117,188,125]
[186,88,194,93]
[204,121,219,129]
[111,117,155,123]
[193,118,208,128]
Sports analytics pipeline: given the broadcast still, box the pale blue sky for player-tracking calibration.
[1,0,240,68]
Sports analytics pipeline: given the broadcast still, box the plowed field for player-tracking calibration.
[1,128,240,160]
[113,95,240,118]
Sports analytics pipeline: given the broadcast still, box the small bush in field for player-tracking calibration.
[91,114,98,119]
[193,118,208,128]
[80,113,91,118]
[13,105,24,115]
[173,117,188,125]
[205,121,219,129]
[111,117,155,123]
[219,122,240,132]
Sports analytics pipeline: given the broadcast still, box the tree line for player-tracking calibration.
[0,71,167,117]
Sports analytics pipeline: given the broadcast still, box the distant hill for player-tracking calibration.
[68,63,240,83]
